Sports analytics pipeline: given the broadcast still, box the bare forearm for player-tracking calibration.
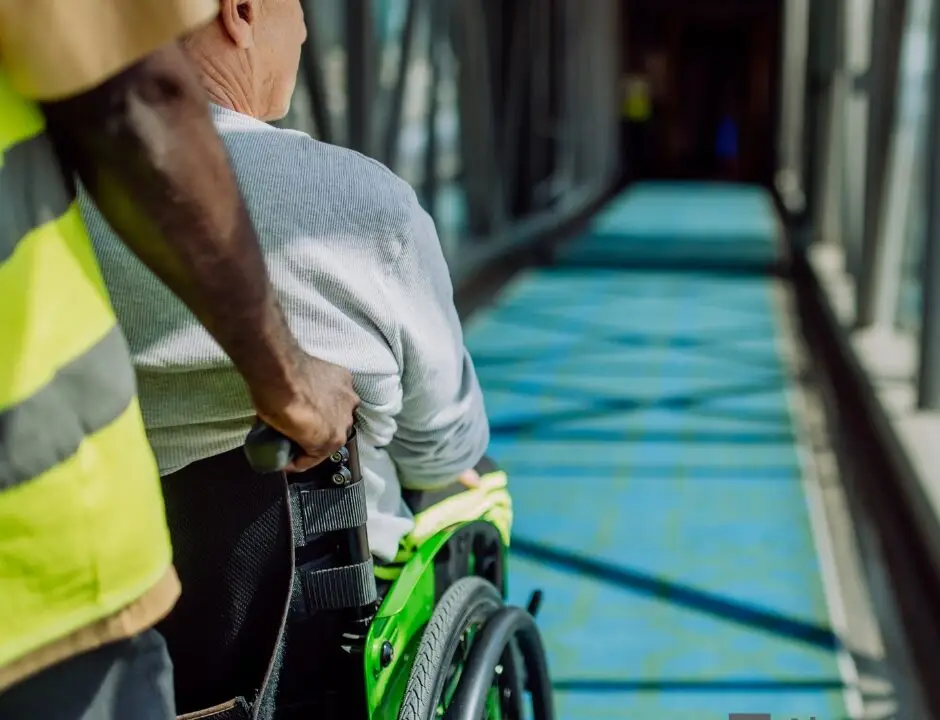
[40,42,299,404]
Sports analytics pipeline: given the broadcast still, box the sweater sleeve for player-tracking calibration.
[382,191,489,489]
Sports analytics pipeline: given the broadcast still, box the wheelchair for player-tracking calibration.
[160,425,554,720]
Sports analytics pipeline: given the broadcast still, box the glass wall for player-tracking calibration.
[776,0,810,214]
[896,0,934,331]
[800,0,940,408]
[276,0,620,273]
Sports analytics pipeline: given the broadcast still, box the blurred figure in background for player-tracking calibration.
[620,72,653,186]
[0,1,357,718]
[715,94,741,180]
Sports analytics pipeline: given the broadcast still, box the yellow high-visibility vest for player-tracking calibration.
[0,69,173,670]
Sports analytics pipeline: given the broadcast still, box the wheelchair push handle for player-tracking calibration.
[244,421,299,473]
[244,421,357,474]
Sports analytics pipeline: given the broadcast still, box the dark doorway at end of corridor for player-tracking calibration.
[618,0,782,189]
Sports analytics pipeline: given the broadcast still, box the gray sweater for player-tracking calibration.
[80,104,489,560]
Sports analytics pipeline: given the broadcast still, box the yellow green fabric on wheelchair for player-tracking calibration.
[374,471,512,582]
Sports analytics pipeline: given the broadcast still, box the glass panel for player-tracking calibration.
[839,0,874,279]
[372,0,409,144]
[306,0,348,147]
[432,20,467,251]
[392,6,431,188]
[896,0,934,331]
[373,0,401,46]
[389,3,466,248]
[777,0,810,210]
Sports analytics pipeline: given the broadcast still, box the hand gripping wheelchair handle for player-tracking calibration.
[244,421,356,475]
[243,420,376,718]
[244,421,299,473]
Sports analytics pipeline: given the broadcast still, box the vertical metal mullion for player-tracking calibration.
[799,0,824,232]
[452,0,502,236]
[567,0,583,186]
[545,0,566,193]
[380,0,421,169]
[776,0,810,213]
[590,2,605,185]
[609,0,623,188]
[453,0,484,236]
[299,0,333,144]
[423,0,446,218]
[573,4,590,185]
[857,0,909,327]
[558,0,578,187]
[501,0,534,218]
[871,109,917,328]
[594,0,615,188]
[866,0,926,328]
[840,0,874,281]
[812,0,846,247]
[346,0,374,154]
[582,2,603,185]
[800,2,831,233]
[916,0,940,409]
[529,0,552,208]
[578,4,592,184]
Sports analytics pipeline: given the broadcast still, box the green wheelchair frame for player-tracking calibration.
[244,424,555,720]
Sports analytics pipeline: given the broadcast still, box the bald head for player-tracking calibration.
[184,0,306,121]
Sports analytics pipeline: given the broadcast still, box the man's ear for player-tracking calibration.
[219,0,255,49]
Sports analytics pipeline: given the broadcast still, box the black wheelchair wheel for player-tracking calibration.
[399,577,508,720]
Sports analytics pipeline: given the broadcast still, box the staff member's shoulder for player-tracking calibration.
[0,0,219,100]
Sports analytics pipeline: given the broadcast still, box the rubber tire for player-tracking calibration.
[398,576,504,720]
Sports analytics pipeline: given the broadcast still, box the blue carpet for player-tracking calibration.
[559,182,780,269]
[462,185,847,719]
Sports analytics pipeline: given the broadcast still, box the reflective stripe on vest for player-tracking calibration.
[0,71,172,671]
[0,133,73,263]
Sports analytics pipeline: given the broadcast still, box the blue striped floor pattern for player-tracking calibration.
[461,185,847,719]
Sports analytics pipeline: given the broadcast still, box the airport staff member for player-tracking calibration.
[620,74,653,186]
[0,1,358,717]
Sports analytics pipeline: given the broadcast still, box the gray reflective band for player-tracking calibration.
[0,132,76,263]
[0,325,137,490]
[289,480,368,545]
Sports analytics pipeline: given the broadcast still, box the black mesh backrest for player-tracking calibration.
[158,448,293,715]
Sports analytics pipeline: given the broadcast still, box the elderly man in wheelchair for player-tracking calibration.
[79,0,553,718]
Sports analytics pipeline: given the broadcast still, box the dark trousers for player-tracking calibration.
[619,119,654,188]
[0,630,175,720]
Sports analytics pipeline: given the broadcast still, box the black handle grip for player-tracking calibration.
[243,421,358,474]
[244,421,299,473]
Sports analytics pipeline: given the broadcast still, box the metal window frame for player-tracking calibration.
[776,0,810,214]
[840,0,875,281]
[917,0,940,409]
[810,0,847,249]
[345,0,374,155]
[300,1,334,144]
[285,0,618,266]
[855,0,910,328]
[379,0,421,170]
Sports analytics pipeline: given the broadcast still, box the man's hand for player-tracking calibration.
[457,468,481,489]
[251,353,360,472]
